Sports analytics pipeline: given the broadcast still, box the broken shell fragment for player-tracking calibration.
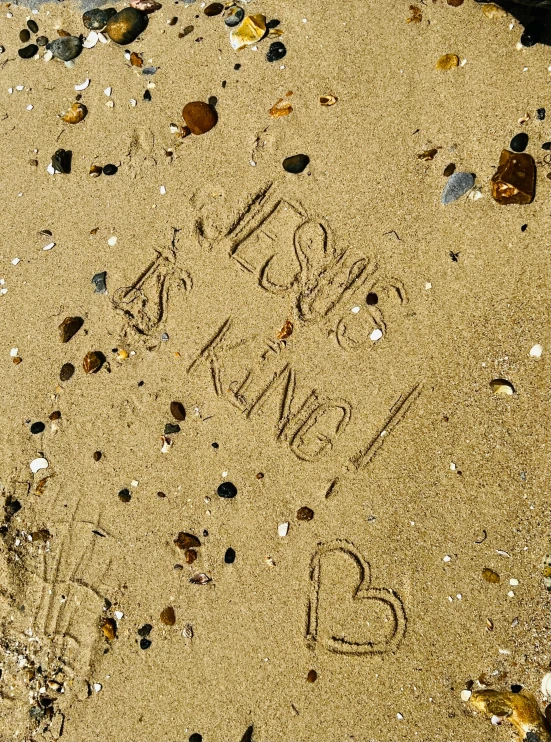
[189,573,211,585]
[229,14,266,51]
[541,672,551,699]
[276,319,293,339]
[130,0,162,12]
[469,690,551,742]
[320,94,338,106]
[491,150,535,205]
[435,53,459,70]
[61,102,87,124]
[30,458,48,474]
[490,378,515,395]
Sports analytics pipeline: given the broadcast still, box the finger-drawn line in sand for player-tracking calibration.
[112,227,192,342]
[325,382,423,498]
[305,540,407,655]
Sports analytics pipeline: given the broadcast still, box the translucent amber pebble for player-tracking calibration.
[229,14,266,51]
[436,53,459,70]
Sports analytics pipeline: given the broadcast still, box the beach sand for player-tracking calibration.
[0,1,549,740]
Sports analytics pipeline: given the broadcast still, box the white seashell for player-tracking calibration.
[43,50,53,61]
[83,31,99,48]
[370,328,383,342]
[75,78,90,91]
[541,672,551,698]
[530,344,543,358]
[42,242,55,251]
[30,457,48,474]
[278,522,289,537]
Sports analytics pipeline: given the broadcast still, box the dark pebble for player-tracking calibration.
[52,149,72,174]
[106,7,148,45]
[164,423,181,435]
[307,669,318,683]
[118,488,131,503]
[36,36,48,46]
[521,223,528,232]
[138,623,152,637]
[234,63,241,70]
[139,638,152,650]
[267,19,280,28]
[83,7,116,30]
[211,442,219,449]
[443,162,456,177]
[30,421,45,435]
[366,292,378,305]
[224,6,244,26]
[83,350,104,374]
[103,164,118,175]
[266,41,286,62]
[170,401,186,420]
[521,21,540,47]
[542,142,551,150]
[296,506,314,521]
[143,90,152,101]
[91,271,107,294]
[510,132,528,152]
[27,19,39,33]
[49,410,61,420]
[59,316,83,342]
[60,363,75,381]
[537,108,546,120]
[93,451,102,461]
[208,95,217,107]
[511,684,523,693]
[18,44,38,59]
[224,547,236,564]
[283,154,309,174]
[189,734,203,742]
[217,481,237,498]
[19,29,31,42]
[204,2,223,16]
[47,36,82,61]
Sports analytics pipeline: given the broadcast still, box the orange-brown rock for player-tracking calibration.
[182,101,217,135]
[491,149,535,205]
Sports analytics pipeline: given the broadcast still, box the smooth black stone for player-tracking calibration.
[137,623,152,637]
[103,164,118,175]
[164,423,181,435]
[234,63,241,70]
[208,96,217,107]
[60,363,75,381]
[83,7,116,30]
[537,107,546,120]
[19,29,31,42]
[510,132,529,152]
[211,442,219,449]
[118,488,131,503]
[52,149,72,174]
[217,481,237,498]
[266,41,286,62]
[27,19,39,33]
[542,142,551,150]
[143,90,152,101]
[366,292,378,305]
[267,19,280,28]
[521,223,528,232]
[282,154,309,174]
[224,547,236,564]
[18,44,39,59]
[30,422,45,435]
[47,36,82,61]
[511,684,523,693]
[189,734,202,742]
[139,638,152,650]
[36,36,48,46]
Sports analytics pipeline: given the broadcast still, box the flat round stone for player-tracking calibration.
[36,36,48,46]
[60,362,75,381]
[47,36,82,61]
[27,19,39,33]
[19,29,31,42]
[224,547,236,563]
[266,41,286,62]
[18,44,38,59]
[83,7,116,30]
[217,481,237,498]
[282,154,309,173]
[182,101,218,135]
[30,422,45,434]
[510,132,528,152]
[103,164,118,175]
[225,7,244,26]
[204,2,223,16]
[106,7,148,45]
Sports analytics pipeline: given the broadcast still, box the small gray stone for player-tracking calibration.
[225,7,244,26]
[441,171,475,205]
[83,7,116,30]
[47,36,82,61]
[91,271,107,294]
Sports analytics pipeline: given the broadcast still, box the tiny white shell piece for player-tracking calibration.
[93,683,102,693]
[278,522,289,537]
[83,31,99,48]
[460,690,472,702]
[114,610,124,620]
[10,347,18,356]
[370,328,383,342]
[530,344,543,358]
[30,457,48,474]
[104,87,112,96]
[43,242,55,251]
[541,671,551,698]
[107,236,117,247]
[43,50,53,61]
[75,78,90,91]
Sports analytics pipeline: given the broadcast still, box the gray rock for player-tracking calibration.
[91,271,107,294]
[47,36,82,61]
[441,171,475,205]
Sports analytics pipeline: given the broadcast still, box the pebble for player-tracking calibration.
[229,14,266,51]
[49,411,61,421]
[118,488,131,502]
[491,150,535,205]
[83,351,104,374]
[217,481,237,498]
[83,8,116,30]
[138,623,152,637]
[30,457,48,474]
[170,401,186,420]
[482,3,507,18]
[30,421,45,434]
[106,7,148,45]
[510,132,528,152]
[130,0,162,12]
[441,171,474,204]
[47,36,82,61]
[189,734,202,742]
[537,107,546,120]
[282,154,309,174]
[482,567,500,584]
[18,44,38,59]
[139,638,152,650]
[307,669,317,683]
[204,2,223,16]
[27,19,39,33]
[52,149,72,174]
[101,618,117,640]
[59,316,84,343]
[103,164,118,176]
[296,506,314,521]
[435,53,459,70]
[36,36,48,46]
[160,606,176,625]
[266,41,286,62]
[225,7,244,26]
[60,363,75,381]
[530,344,543,357]
[182,101,218,135]
[19,29,31,42]
[185,549,197,563]
[93,451,102,461]
[61,102,87,124]
[278,522,289,537]
[224,547,236,564]
[91,271,107,294]
[174,532,201,549]
[164,423,180,435]
[443,162,456,177]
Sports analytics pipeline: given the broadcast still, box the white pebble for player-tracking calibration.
[46,163,55,175]
[530,344,543,358]
[43,50,53,62]
[107,236,117,247]
[131,480,139,487]
[114,610,124,620]
[491,715,501,725]
[75,79,90,91]
[93,683,102,693]
[351,306,360,314]
[7,88,13,94]
[278,522,289,537]
[425,282,432,290]
[64,60,75,69]
[42,242,55,251]
[450,462,456,471]
[510,578,519,586]
[460,690,472,702]
[541,671,551,698]
[104,87,112,96]
[443,555,451,562]
[11,258,20,265]
[160,185,166,195]
[15,85,24,91]
[10,347,18,356]
[30,457,48,474]
[370,328,383,342]
[396,713,404,721]
[507,590,515,597]
[130,99,137,106]
[106,101,114,108]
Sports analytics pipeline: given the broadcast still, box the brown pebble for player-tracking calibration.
[160,606,176,625]
[130,50,143,67]
[93,451,102,461]
[167,16,178,25]
[179,24,194,37]
[443,163,456,177]
[105,7,148,45]
[31,528,51,542]
[297,506,314,521]
[12,356,22,365]
[447,0,464,5]
[60,362,75,381]
[256,472,264,480]
[182,101,218,135]
[89,164,102,177]
[49,410,61,420]
[184,549,197,564]
[101,617,117,641]
[174,532,201,550]
[307,670,317,683]
[29,159,38,167]
[491,150,535,205]
[204,2,223,16]
[157,491,166,498]
[170,401,186,421]
[59,316,84,343]
[83,351,104,374]
[482,568,500,584]
[57,29,71,36]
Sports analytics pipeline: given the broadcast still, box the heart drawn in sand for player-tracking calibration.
[306,540,407,655]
